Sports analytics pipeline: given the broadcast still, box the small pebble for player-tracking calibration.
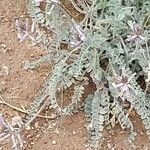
[35,134,40,138]
[85,144,88,148]
[52,140,57,145]
[27,134,32,138]
[53,128,59,135]
[31,142,34,145]
[73,130,76,135]
[107,143,111,149]
[34,122,39,128]
[1,43,6,49]
[140,131,144,135]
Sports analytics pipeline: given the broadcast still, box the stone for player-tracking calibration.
[52,140,57,145]
[73,130,76,135]
[53,128,59,135]
[1,43,6,49]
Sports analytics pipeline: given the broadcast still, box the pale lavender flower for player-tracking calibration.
[0,114,5,133]
[0,114,4,126]
[34,0,45,6]
[0,115,23,149]
[15,18,41,44]
[112,67,136,100]
[126,21,146,42]
[70,21,85,48]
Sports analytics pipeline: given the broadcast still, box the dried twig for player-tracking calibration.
[69,0,87,14]
[0,95,57,120]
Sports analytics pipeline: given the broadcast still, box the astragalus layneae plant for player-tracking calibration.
[15,0,150,149]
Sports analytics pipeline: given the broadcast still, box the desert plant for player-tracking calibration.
[15,0,150,149]
[0,114,23,150]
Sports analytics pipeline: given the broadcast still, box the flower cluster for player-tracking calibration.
[15,18,41,44]
[126,21,146,42]
[70,22,85,48]
[112,67,136,100]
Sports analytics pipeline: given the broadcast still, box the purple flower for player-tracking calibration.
[34,0,45,6]
[70,22,85,48]
[15,18,41,44]
[126,21,146,42]
[112,67,136,100]
[0,115,23,149]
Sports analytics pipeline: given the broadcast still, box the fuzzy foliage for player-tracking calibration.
[17,0,150,148]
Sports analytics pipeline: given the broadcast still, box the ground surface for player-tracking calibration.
[0,0,150,150]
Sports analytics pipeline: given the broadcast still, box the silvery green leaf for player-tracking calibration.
[146,130,150,135]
